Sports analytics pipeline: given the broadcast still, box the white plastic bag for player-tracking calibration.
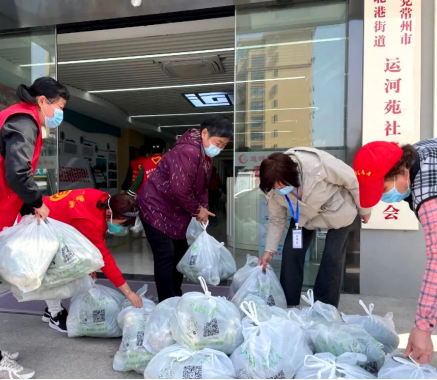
[231,301,312,379]
[129,217,143,234]
[342,300,399,354]
[234,293,287,320]
[11,275,93,302]
[144,344,236,379]
[231,263,287,310]
[295,352,376,379]
[217,241,237,281]
[229,255,259,299]
[143,297,180,354]
[186,218,204,245]
[378,355,437,379]
[177,225,221,285]
[67,284,124,338]
[308,322,385,375]
[0,216,59,292]
[170,277,243,354]
[113,295,156,373]
[301,289,343,325]
[40,218,104,287]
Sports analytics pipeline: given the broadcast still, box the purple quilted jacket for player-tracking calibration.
[138,129,212,239]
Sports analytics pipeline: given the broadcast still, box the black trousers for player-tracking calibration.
[142,221,188,302]
[280,224,351,308]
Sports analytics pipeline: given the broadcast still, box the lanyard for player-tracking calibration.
[285,188,299,228]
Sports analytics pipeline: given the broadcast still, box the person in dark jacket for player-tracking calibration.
[0,77,69,379]
[137,115,233,301]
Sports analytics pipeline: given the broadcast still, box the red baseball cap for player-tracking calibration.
[353,141,403,208]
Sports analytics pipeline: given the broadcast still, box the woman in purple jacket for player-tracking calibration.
[138,115,232,301]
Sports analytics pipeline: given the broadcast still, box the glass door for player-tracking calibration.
[0,28,58,196]
[233,1,348,288]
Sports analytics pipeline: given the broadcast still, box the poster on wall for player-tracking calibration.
[59,156,95,190]
[362,0,421,230]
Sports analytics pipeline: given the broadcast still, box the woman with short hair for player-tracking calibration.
[259,148,371,307]
[137,115,232,302]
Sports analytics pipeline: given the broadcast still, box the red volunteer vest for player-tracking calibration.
[0,103,42,231]
[130,156,148,186]
[137,153,163,193]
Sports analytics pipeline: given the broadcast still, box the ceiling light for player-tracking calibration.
[131,0,142,7]
[131,107,317,118]
[18,37,343,68]
[88,76,305,94]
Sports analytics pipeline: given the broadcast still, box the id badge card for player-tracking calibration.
[292,228,303,249]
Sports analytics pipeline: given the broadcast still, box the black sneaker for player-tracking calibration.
[42,307,51,323]
[49,309,68,333]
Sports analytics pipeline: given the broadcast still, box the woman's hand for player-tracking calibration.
[196,206,215,223]
[34,203,50,220]
[258,252,273,270]
[126,291,143,308]
[119,283,143,308]
[360,212,372,224]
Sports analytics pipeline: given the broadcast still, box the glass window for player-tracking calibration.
[251,55,266,68]
[251,87,265,99]
[234,2,348,284]
[251,71,266,81]
[251,101,264,111]
[251,116,264,129]
[0,29,58,196]
[250,132,264,141]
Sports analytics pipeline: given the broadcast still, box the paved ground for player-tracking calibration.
[0,294,436,379]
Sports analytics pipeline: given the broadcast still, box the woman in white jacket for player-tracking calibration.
[258,148,371,307]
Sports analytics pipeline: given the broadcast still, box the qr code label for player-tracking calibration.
[203,318,220,337]
[269,370,285,379]
[158,368,174,379]
[93,309,106,324]
[79,310,87,324]
[183,365,203,379]
[137,331,144,347]
[189,255,197,266]
[187,316,199,336]
[237,369,254,379]
[62,245,75,263]
[267,295,276,306]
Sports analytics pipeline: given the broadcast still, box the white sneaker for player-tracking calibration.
[0,351,19,361]
[0,357,35,379]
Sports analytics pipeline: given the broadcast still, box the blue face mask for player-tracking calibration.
[43,99,64,129]
[107,222,123,234]
[106,195,129,235]
[204,140,222,158]
[381,180,411,203]
[275,185,294,196]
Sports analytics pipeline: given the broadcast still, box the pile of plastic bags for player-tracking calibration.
[170,277,243,354]
[231,255,287,311]
[0,216,103,302]
[231,301,312,379]
[113,286,156,373]
[67,284,125,338]
[177,222,236,286]
[0,216,59,292]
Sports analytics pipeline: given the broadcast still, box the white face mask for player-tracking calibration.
[204,140,222,158]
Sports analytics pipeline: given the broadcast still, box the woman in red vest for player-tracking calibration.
[0,77,69,379]
[0,77,69,232]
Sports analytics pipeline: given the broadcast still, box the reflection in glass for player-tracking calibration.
[0,29,58,196]
[233,2,348,288]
